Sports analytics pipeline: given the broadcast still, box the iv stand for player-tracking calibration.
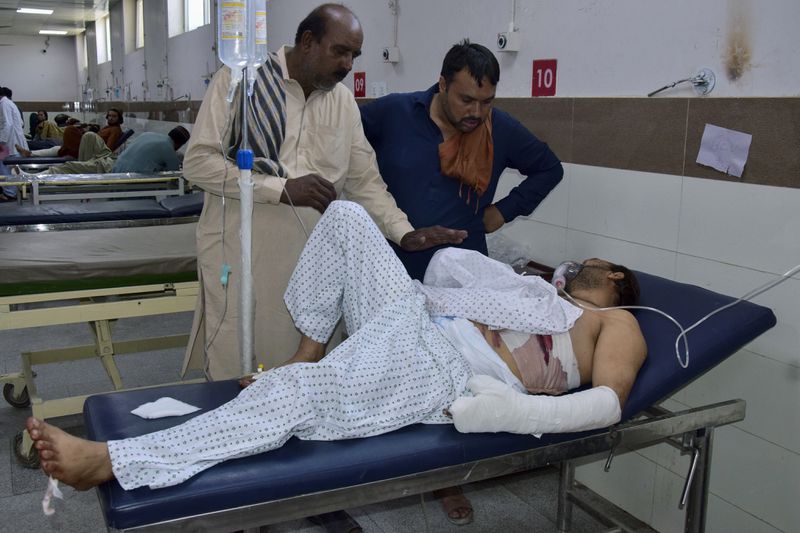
[237,67,255,376]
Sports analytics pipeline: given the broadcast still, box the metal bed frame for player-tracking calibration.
[0,217,201,466]
[107,399,741,533]
[2,171,186,204]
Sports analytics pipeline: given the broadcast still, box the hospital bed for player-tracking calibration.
[1,171,186,205]
[82,269,776,532]
[0,216,202,466]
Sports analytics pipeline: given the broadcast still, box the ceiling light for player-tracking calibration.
[17,8,54,15]
[40,30,67,35]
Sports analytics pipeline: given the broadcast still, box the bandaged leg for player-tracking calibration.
[449,375,621,436]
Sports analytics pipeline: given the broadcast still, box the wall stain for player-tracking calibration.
[725,1,752,81]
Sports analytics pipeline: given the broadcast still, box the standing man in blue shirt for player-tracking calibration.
[360,40,563,281]
[359,39,563,524]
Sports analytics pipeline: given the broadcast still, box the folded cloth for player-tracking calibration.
[131,397,201,419]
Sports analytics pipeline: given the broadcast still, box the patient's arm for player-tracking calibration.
[449,310,646,435]
[590,309,647,409]
[449,376,622,436]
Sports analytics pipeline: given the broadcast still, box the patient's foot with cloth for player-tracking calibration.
[26,417,113,491]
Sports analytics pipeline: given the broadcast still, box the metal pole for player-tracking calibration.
[238,66,255,375]
[557,460,575,532]
[684,428,714,533]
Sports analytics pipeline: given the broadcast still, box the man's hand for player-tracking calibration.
[400,226,467,252]
[482,204,505,233]
[280,174,336,213]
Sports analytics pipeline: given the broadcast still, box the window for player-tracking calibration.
[169,0,210,37]
[96,14,111,63]
[184,0,210,33]
[76,32,88,72]
[136,0,144,49]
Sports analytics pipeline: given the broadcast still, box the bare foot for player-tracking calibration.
[14,145,32,157]
[26,417,114,491]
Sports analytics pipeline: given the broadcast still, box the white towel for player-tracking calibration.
[131,397,201,419]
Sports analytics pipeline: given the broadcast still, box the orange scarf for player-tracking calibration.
[438,113,493,207]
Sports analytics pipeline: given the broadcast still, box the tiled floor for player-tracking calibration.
[1,308,605,532]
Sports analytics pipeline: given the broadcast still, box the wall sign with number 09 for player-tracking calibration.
[353,71,366,98]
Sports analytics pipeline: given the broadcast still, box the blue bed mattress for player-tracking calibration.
[84,271,776,530]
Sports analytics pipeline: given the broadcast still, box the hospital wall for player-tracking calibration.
[267,0,800,97]
[0,34,79,101]
[492,162,800,533]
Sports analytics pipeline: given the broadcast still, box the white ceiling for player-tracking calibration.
[0,0,110,37]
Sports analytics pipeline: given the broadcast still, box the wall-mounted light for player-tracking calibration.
[39,30,68,35]
[17,8,54,15]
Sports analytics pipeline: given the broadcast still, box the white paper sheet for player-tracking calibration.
[696,123,752,178]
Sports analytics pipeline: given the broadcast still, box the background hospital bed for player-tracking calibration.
[0,215,202,466]
[83,270,776,532]
[1,171,186,205]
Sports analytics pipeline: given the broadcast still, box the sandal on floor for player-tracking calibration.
[434,486,474,526]
[307,510,363,533]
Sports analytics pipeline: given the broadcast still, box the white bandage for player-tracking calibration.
[450,375,621,437]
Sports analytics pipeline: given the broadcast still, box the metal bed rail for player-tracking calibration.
[111,399,744,533]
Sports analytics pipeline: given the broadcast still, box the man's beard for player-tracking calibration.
[565,267,604,293]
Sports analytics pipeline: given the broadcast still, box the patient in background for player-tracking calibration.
[111,126,190,173]
[27,201,646,493]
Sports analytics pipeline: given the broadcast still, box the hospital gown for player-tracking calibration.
[107,201,580,490]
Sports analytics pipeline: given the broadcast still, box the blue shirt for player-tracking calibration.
[360,85,563,280]
[112,132,180,173]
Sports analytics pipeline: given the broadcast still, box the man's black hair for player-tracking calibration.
[54,114,69,126]
[106,108,124,124]
[0,87,11,98]
[295,3,354,45]
[168,126,191,149]
[440,39,500,88]
[609,263,640,306]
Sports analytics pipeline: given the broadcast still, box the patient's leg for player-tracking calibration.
[285,200,417,342]
[26,418,113,491]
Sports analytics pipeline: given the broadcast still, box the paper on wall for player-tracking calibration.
[696,123,752,178]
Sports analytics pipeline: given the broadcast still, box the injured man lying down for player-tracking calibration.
[28,200,647,491]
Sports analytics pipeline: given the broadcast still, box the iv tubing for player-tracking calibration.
[559,262,800,369]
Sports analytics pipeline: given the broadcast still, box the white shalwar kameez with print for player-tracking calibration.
[107,201,581,490]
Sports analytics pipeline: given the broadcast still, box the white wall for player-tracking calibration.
[268,0,800,97]
[166,24,217,102]
[492,165,800,532]
[8,0,800,101]
[0,34,79,100]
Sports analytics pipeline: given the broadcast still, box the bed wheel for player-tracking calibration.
[13,431,40,469]
[3,383,30,408]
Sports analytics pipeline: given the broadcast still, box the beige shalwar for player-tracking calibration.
[182,46,414,380]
